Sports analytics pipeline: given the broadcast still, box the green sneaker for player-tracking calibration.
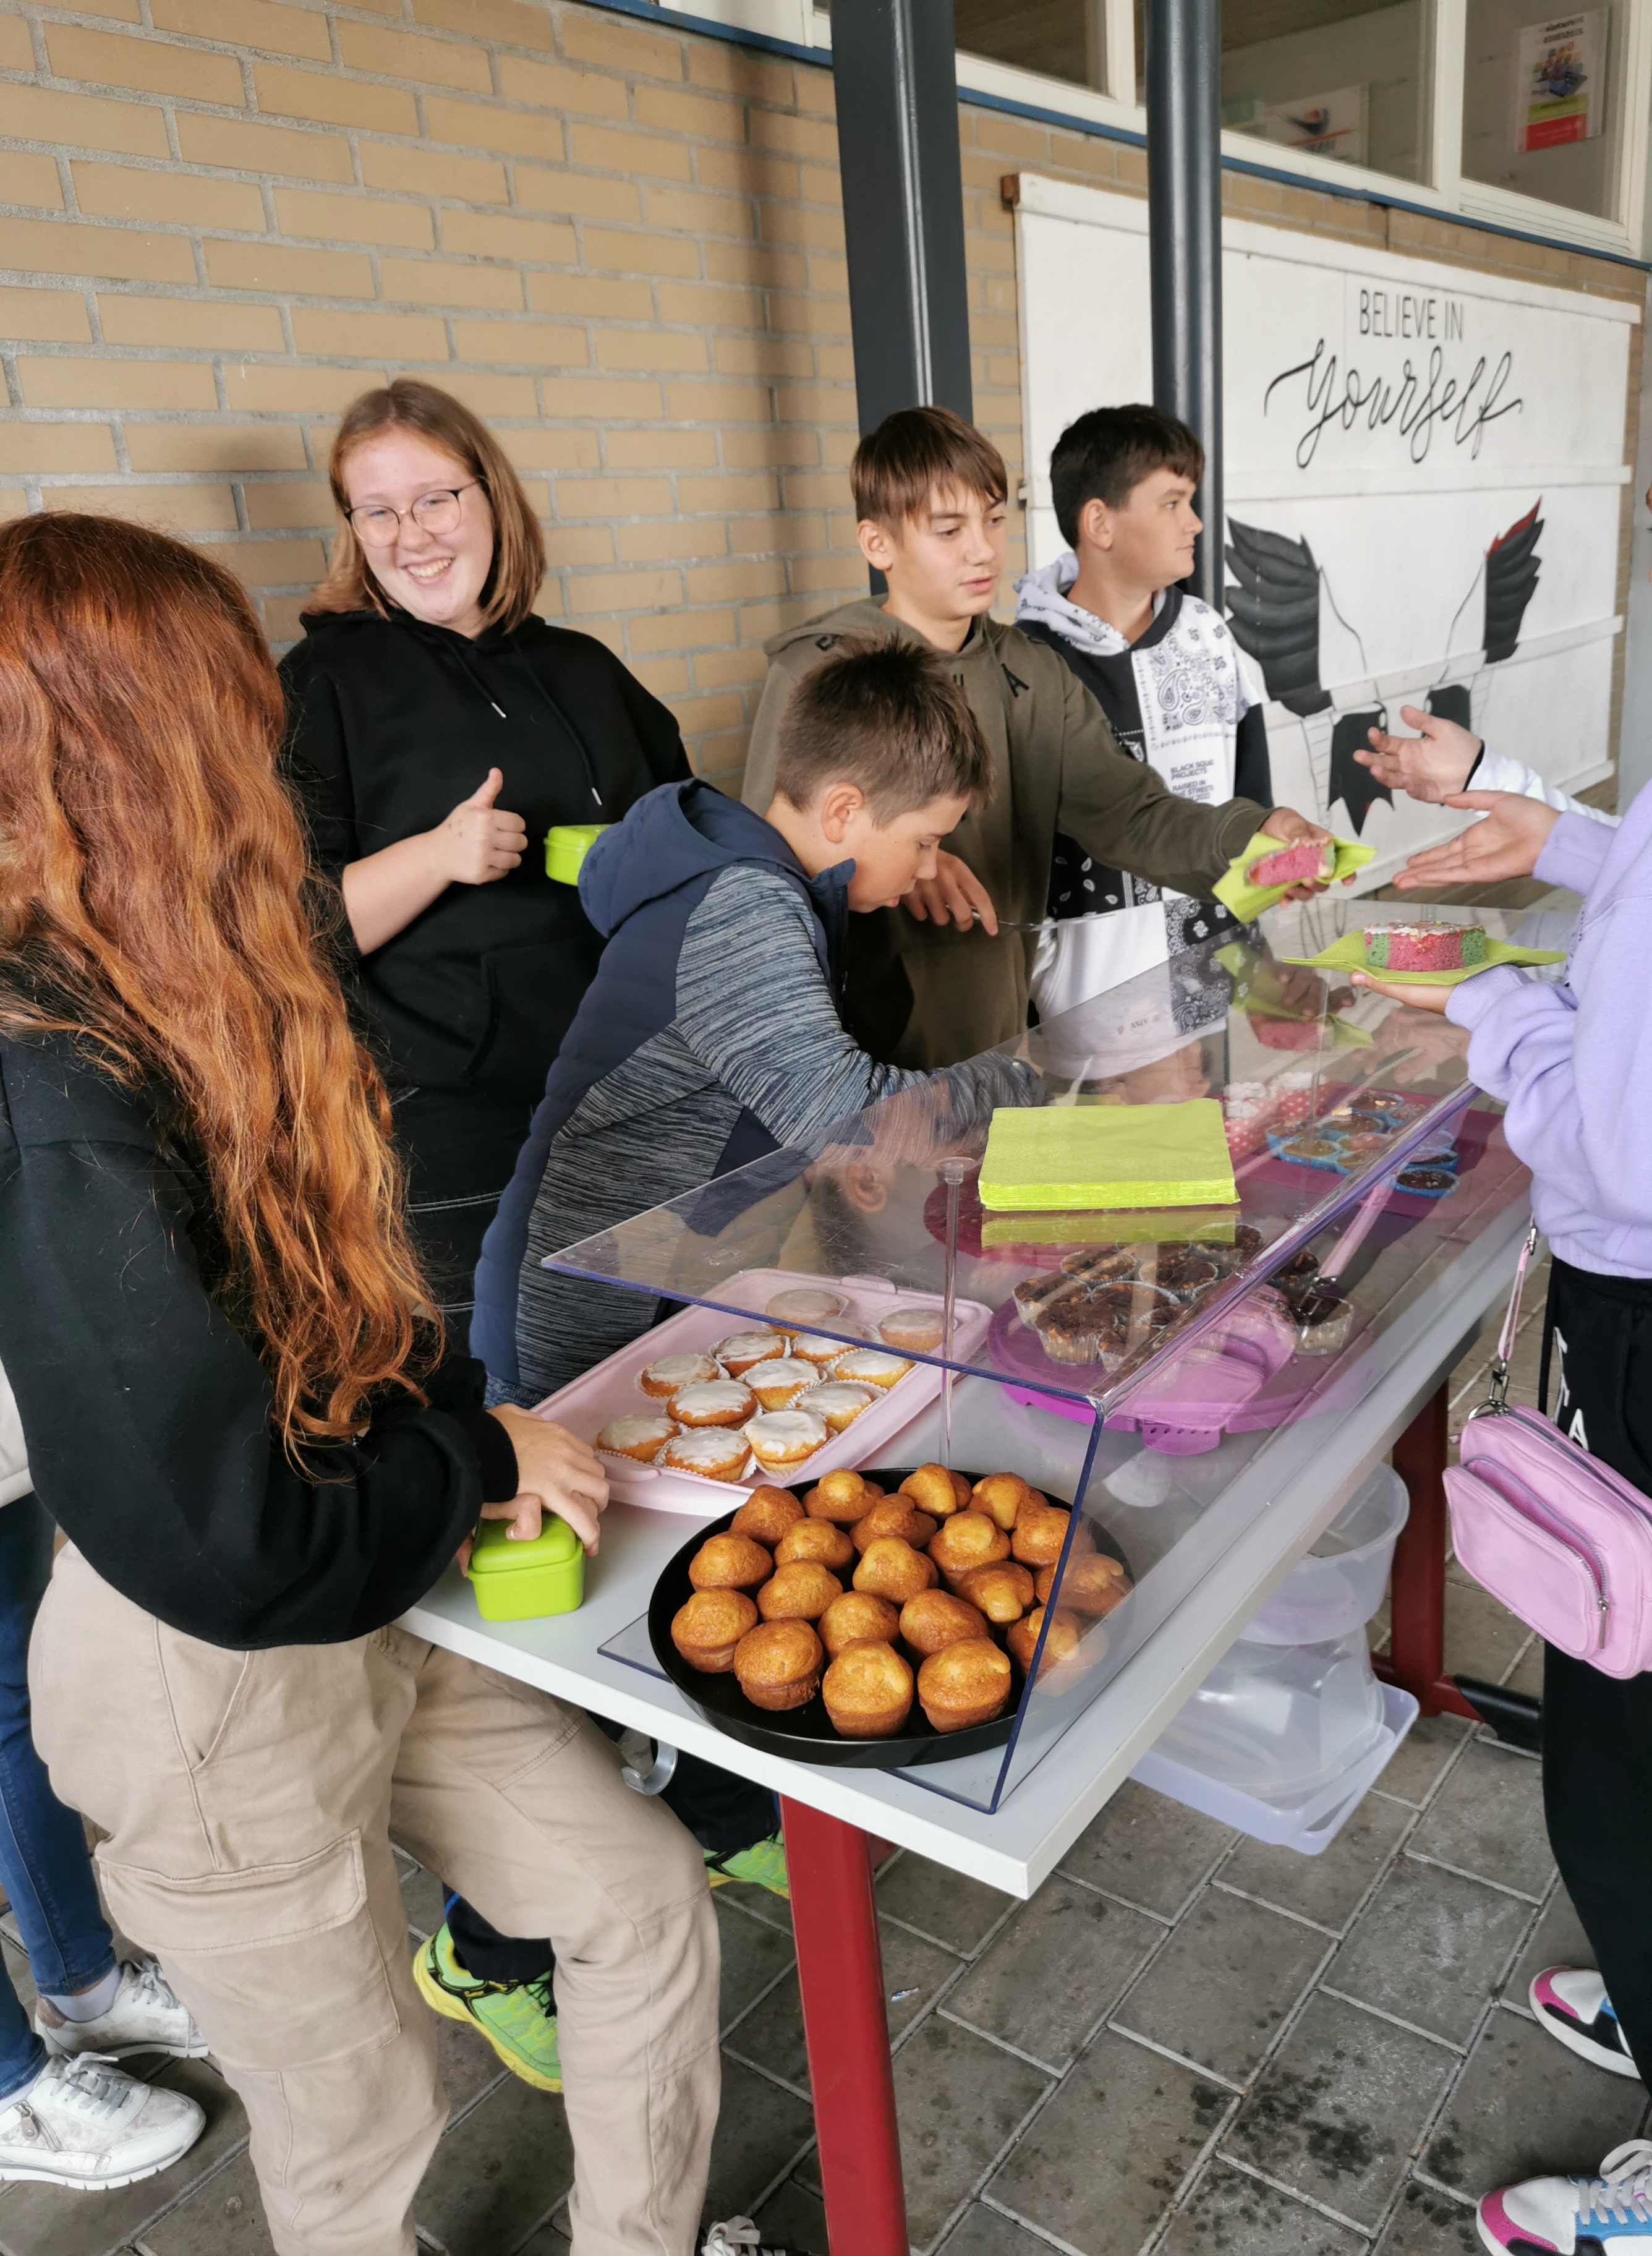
[411,1923,561,2093]
[704,1833,789,1899]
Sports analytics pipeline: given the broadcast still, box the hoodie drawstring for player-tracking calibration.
[424,628,609,814]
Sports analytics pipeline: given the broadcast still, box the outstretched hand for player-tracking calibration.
[436,767,528,887]
[1392,790,1559,891]
[1357,706,1481,803]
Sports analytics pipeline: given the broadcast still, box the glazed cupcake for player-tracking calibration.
[796,1380,875,1435]
[712,1329,789,1377]
[741,1357,818,1412]
[744,1409,828,1475]
[877,1305,945,1356]
[831,1348,911,1391]
[790,1331,850,1365]
[638,1351,720,1399]
[670,1378,756,1429]
[659,1429,749,1483]
[765,1286,849,1330]
[597,1413,677,1464]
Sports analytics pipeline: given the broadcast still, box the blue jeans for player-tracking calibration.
[0,1498,116,2101]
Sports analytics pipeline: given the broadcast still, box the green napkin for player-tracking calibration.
[1284,931,1566,987]
[979,1101,1237,1212]
[1213,942,1373,1046]
[980,1208,1237,1250]
[1214,831,1375,923]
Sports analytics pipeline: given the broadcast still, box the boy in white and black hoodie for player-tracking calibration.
[1015,404,1272,1019]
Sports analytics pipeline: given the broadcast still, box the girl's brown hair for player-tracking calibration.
[0,511,435,1452]
[310,377,547,632]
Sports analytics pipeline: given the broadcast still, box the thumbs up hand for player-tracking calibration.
[435,767,528,886]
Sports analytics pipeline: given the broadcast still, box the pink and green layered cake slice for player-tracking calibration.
[1246,840,1335,888]
[1365,922,1488,972]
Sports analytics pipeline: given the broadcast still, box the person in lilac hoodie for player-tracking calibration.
[1356,781,1652,2251]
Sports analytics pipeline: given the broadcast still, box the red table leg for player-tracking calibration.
[780,1796,908,2256]
[1373,1381,1478,1720]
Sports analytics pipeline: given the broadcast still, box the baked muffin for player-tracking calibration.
[670,1379,756,1429]
[956,1560,1035,1624]
[1011,1273,1075,1328]
[789,1331,849,1365]
[659,1429,749,1483]
[831,1348,912,1391]
[597,1413,677,1463]
[639,1351,720,1399]
[765,1287,848,1330]
[730,1486,806,1545]
[1036,1552,1131,1617]
[671,1589,758,1673]
[917,1638,1013,1732]
[853,1536,938,1604]
[712,1328,788,1377]
[1011,1501,1072,1568]
[819,1590,900,1658]
[756,1560,842,1622]
[744,1409,828,1474]
[877,1306,945,1356]
[733,1620,824,1711]
[900,1463,971,1519]
[688,1532,772,1592]
[1007,1605,1083,1677]
[774,1518,855,1571]
[851,1499,940,1553]
[804,1468,878,1524]
[898,1589,988,1657]
[928,1510,1011,1588]
[971,1472,1037,1531]
[796,1381,875,1435]
[742,1357,818,1412]
[1059,1247,1135,1283]
[822,1641,914,1739]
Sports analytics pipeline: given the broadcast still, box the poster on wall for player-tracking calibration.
[1261,85,1369,166]
[1011,173,1637,889]
[1512,11,1606,152]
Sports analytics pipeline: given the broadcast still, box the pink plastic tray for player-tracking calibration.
[530,1268,991,1515]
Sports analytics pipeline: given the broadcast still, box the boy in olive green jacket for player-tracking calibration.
[740,406,1327,1070]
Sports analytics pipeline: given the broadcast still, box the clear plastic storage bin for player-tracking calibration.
[1241,1463,1409,1645]
[1149,1626,1389,1802]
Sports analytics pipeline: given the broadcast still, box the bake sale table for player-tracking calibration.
[404,905,1549,2255]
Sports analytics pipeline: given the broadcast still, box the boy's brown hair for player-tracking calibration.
[851,405,1008,528]
[1050,403,1204,548]
[772,637,994,818]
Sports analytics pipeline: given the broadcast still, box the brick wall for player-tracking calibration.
[0,0,1640,788]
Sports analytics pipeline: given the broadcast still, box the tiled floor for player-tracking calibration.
[3,1268,1637,2256]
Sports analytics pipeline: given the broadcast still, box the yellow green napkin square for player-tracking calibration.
[978,1101,1237,1212]
[1283,932,1565,986]
[1214,831,1374,924]
[979,1208,1238,1249]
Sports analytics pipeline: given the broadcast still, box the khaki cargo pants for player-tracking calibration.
[29,1547,720,2256]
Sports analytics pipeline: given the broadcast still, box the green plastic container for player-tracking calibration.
[468,1513,585,1622]
[544,823,609,885]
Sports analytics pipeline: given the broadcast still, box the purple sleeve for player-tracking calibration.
[1535,810,1614,897]
[1446,903,1652,1230]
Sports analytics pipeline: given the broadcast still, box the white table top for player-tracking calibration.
[405,1189,1528,1899]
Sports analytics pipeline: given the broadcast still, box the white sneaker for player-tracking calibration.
[35,1957,208,2062]
[702,2221,793,2256]
[1478,2138,1652,2250]
[0,2053,205,2190]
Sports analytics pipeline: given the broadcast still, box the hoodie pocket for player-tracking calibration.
[466,938,599,1103]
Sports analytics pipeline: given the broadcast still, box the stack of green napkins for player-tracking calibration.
[978,1101,1238,1213]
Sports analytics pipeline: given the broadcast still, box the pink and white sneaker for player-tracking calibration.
[1478,2139,1652,2251]
[1530,1968,1641,2080]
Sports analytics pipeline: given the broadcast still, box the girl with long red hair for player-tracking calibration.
[0,513,718,2255]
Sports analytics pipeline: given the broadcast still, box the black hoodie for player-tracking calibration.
[278,609,690,1117]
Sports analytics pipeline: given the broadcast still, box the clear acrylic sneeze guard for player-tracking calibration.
[553,905,1540,1814]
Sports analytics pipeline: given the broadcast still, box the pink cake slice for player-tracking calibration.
[1246,840,1334,888]
[1364,922,1488,972]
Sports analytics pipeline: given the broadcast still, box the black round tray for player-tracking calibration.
[647,1466,1131,1771]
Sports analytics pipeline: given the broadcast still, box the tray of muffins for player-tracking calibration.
[652,1463,1133,1767]
[530,1270,993,1515]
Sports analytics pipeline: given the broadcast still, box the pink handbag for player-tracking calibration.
[1445,1223,1652,1678]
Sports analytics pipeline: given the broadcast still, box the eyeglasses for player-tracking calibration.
[346,482,482,549]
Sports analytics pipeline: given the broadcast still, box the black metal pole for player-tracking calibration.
[1146,0,1223,609]
[830,0,973,437]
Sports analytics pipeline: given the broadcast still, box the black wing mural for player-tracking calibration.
[1484,501,1542,664]
[1329,711,1391,835]
[1224,522,1331,718]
